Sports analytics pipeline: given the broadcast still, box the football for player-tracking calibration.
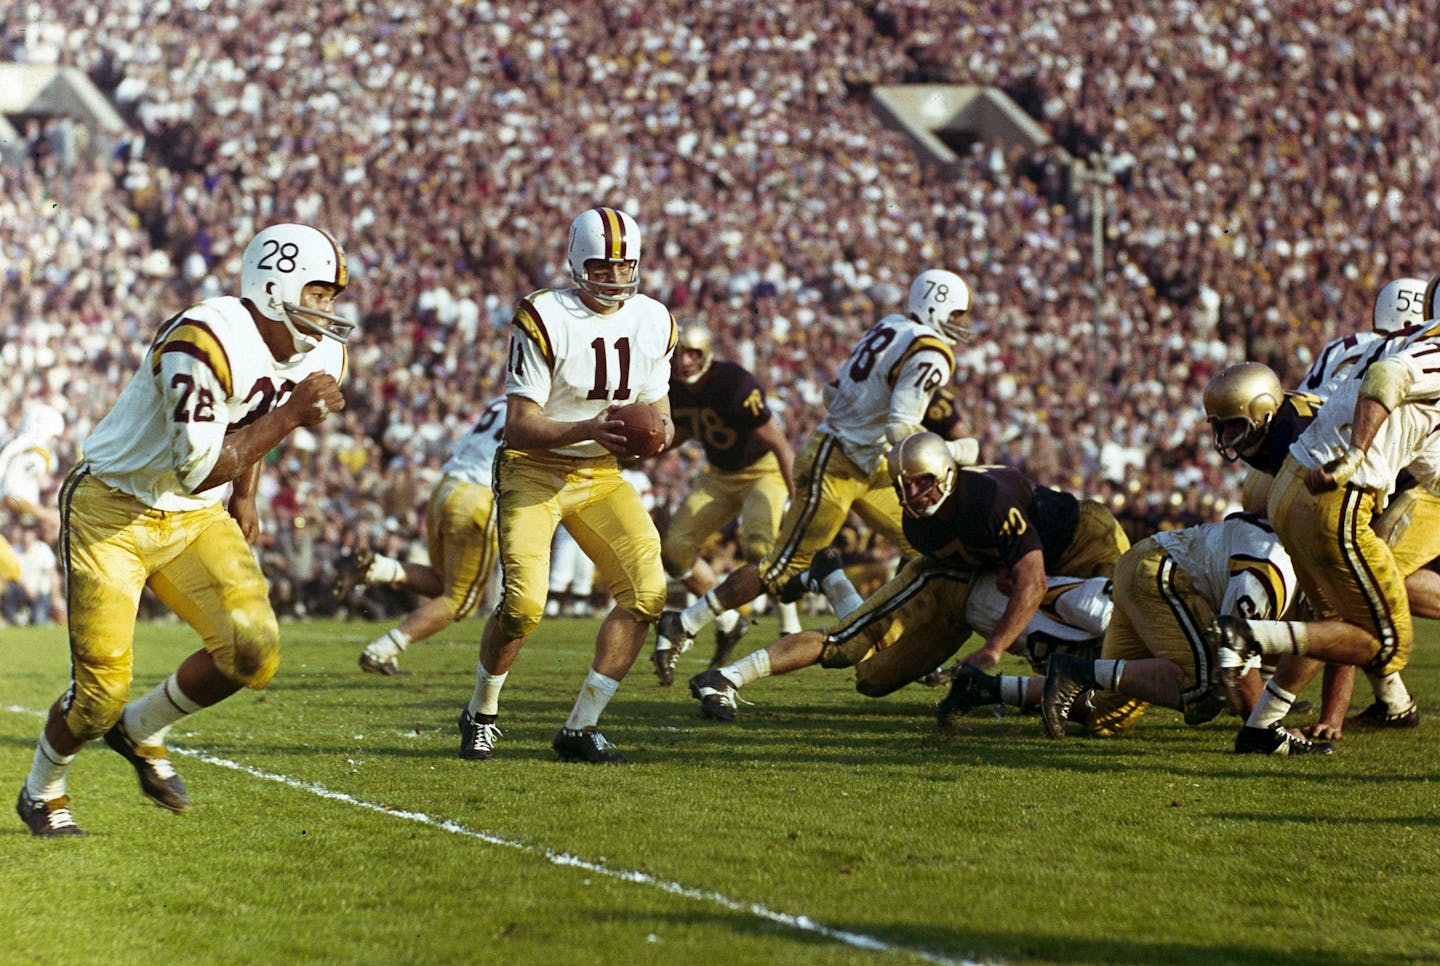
[611,401,666,458]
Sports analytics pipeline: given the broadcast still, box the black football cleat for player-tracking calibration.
[1234,723,1334,756]
[689,667,739,722]
[457,709,502,761]
[103,719,190,813]
[16,786,85,837]
[552,727,626,764]
[1347,699,1421,730]
[1041,653,1092,739]
[709,615,752,669]
[333,546,374,602]
[937,665,999,727]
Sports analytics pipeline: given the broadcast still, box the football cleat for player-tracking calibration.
[1040,653,1091,739]
[16,786,85,837]
[777,547,845,604]
[103,720,190,813]
[457,709,502,761]
[1207,616,1261,715]
[689,668,739,722]
[937,665,999,728]
[1234,723,1334,756]
[359,650,412,677]
[1347,699,1421,730]
[552,726,626,764]
[709,615,752,669]
[653,611,693,686]
[333,546,375,602]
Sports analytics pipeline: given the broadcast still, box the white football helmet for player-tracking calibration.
[18,402,64,446]
[1373,276,1427,334]
[240,223,352,352]
[675,323,715,384]
[907,269,972,342]
[567,207,641,305]
[890,431,957,518]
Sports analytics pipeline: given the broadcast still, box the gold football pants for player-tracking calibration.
[426,474,498,620]
[661,451,789,576]
[757,432,913,596]
[491,450,665,639]
[1268,458,1411,674]
[58,469,279,740]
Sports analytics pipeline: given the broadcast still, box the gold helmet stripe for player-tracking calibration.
[596,207,625,260]
[666,314,679,353]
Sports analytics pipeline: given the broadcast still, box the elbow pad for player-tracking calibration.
[1359,357,1413,412]
[946,437,980,466]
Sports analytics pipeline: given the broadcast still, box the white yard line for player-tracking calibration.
[5,705,981,966]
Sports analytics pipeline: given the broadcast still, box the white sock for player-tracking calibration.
[775,600,802,635]
[723,648,771,687]
[999,675,1030,708]
[367,553,406,585]
[26,734,76,801]
[565,670,620,731]
[468,661,508,717]
[715,610,740,634]
[123,673,204,747]
[1093,659,1125,691]
[680,592,724,635]
[365,628,411,661]
[1247,621,1309,657]
[1245,680,1296,729]
[822,572,865,619]
[1366,671,1413,711]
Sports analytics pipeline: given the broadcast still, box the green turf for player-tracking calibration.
[2,615,1438,965]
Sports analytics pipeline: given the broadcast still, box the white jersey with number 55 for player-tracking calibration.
[819,315,955,475]
[504,287,677,458]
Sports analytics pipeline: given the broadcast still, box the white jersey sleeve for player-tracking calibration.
[0,438,54,505]
[441,397,508,486]
[1298,331,1380,399]
[504,288,676,458]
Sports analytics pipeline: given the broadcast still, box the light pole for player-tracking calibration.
[1074,151,1113,465]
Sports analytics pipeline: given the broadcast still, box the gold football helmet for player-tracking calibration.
[1202,362,1283,462]
[675,323,715,384]
[890,431,957,517]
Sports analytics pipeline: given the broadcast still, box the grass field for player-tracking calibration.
[3,614,1438,965]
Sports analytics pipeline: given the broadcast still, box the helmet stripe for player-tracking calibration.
[316,226,349,288]
[598,207,624,260]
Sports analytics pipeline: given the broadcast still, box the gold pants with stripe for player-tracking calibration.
[491,449,665,639]
[1268,458,1411,674]
[426,475,498,620]
[757,432,914,596]
[59,470,278,740]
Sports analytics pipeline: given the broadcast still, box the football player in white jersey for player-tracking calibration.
[17,223,351,836]
[1209,325,1440,756]
[0,402,65,589]
[655,269,980,666]
[1297,277,1428,398]
[457,207,676,765]
[337,397,508,675]
[1039,514,1298,741]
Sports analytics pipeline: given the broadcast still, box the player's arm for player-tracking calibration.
[1308,346,1438,490]
[228,461,262,543]
[752,417,796,499]
[502,395,628,453]
[964,548,1046,671]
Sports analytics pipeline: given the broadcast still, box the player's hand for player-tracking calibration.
[1300,722,1344,741]
[288,372,345,426]
[589,406,629,454]
[228,492,260,544]
[962,641,1004,672]
[1304,464,1337,494]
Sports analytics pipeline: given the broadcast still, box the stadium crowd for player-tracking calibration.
[4,1,1440,623]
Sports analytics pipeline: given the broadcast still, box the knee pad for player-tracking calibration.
[217,604,282,689]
